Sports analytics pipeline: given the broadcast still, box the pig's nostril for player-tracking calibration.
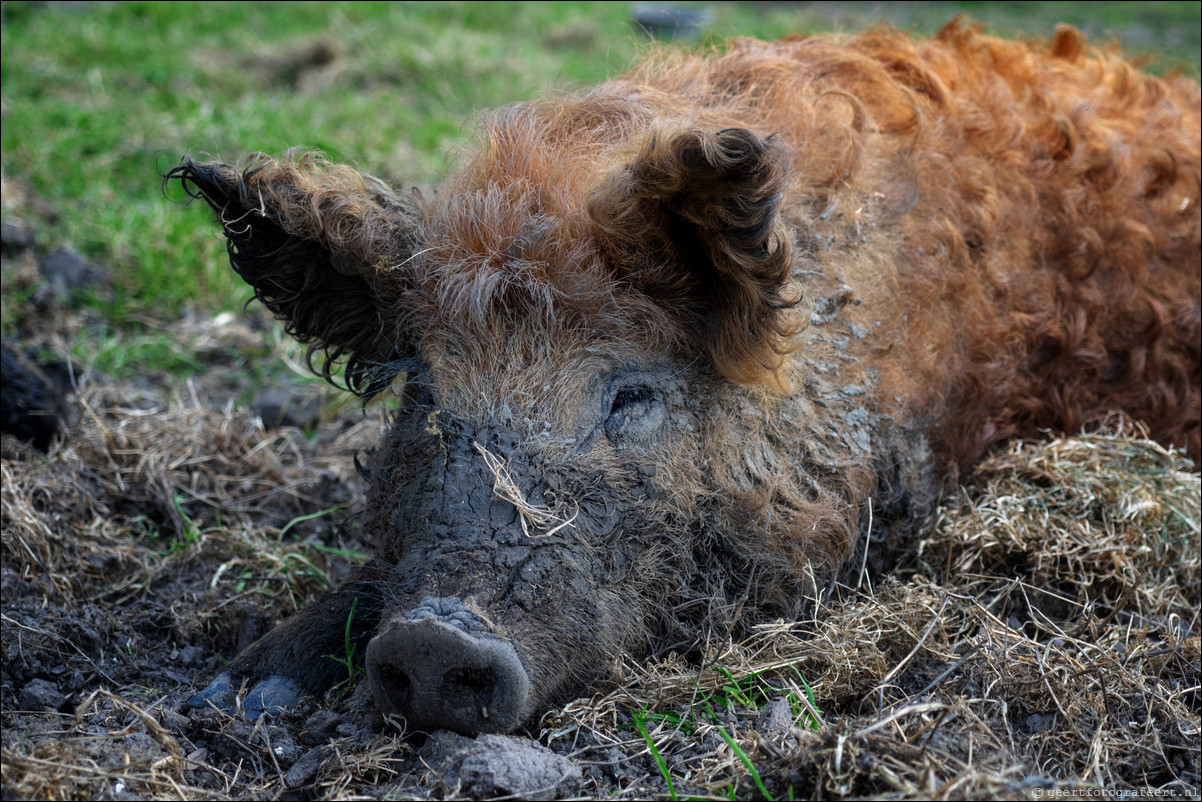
[443,666,496,697]
[374,663,413,711]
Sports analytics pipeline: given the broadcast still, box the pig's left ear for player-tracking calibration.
[168,152,419,396]
[589,127,796,385]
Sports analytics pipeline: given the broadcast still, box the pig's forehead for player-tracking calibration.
[404,221,692,415]
[410,185,617,327]
[416,326,680,422]
[393,117,700,419]
[403,121,686,349]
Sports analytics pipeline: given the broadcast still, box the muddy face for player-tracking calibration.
[361,358,701,733]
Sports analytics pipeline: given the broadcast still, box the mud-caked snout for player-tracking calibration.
[365,598,530,735]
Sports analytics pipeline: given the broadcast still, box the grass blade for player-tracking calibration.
[633,709,677,801]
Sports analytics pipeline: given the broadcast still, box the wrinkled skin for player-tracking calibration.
[173,24,1200,735]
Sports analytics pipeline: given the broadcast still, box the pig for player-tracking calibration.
[169,21,1200,735]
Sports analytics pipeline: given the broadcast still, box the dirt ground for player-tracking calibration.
[2,202,1199,800]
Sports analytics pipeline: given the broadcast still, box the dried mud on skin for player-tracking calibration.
[2,366,1199,801]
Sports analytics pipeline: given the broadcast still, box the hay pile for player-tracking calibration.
[2,387,1198,799]
[543,424,1199,799]
[3,382,377,604]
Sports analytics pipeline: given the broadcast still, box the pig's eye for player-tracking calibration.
[612,385,653,413]
[605,384,664,442]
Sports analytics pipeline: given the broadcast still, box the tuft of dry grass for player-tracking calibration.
[919,418,1199,619]
[474,440,579,538]
[3,381,379,610]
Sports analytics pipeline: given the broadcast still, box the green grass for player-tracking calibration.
[3,1,1198,350]
[1,2,640,330]
[326,596,366,692]
[73,327,204,379]
[624,662,822,798]
[633,707,679,801]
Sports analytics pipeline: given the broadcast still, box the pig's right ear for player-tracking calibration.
[167,152,419,395]
[588,127,796,387]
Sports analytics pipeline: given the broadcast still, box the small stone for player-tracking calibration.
[421,731,580,801]
[844,407,869,426]
[176,645,205,666]
[1025,713,1055,733]
[284,746,329,789]
[159,708,190,734]
[336,719,366,739]
[301,709,343,746]
[19,678,66,712]
[265,727,302,767]
[1,219,35,254]
[40,246,106,300]
[253,390,322,431]
[756,699,796,737]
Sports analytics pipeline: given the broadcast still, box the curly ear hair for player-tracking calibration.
[167,151,421,394]
[590,126,797,387]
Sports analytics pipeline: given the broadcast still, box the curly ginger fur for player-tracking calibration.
[600,20,1200,476]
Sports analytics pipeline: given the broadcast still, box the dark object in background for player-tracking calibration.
[1,339,68,452]
[631,4,712,39]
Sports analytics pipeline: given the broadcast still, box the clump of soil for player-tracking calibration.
[3,352,1199,801]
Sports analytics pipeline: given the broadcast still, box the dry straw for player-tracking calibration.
[474,440,578,537]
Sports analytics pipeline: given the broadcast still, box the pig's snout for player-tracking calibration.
[365,604,530,735]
